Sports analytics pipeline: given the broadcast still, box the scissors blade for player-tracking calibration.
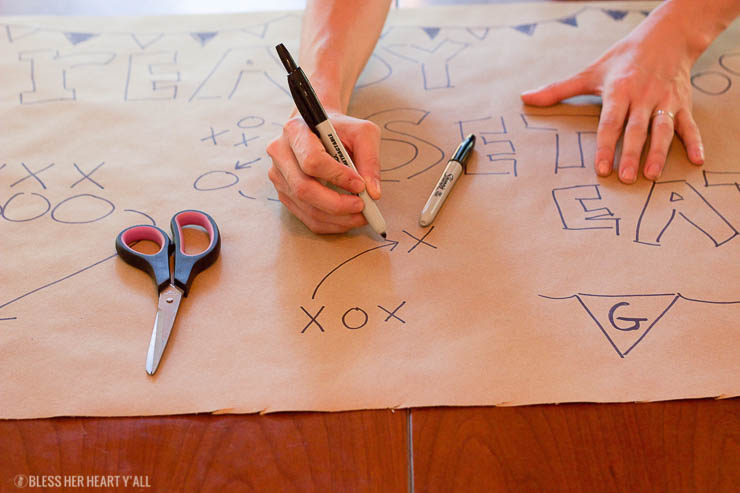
[145,284,183,375]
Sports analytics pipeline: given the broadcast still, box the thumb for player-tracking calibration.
[521,73,591,107]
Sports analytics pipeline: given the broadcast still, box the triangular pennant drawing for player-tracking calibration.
[603,9,629,21]
[465,27,490,40]
[669,192,684,202]
[558,16,579,27]
[576,293,679,357]
[6,24,41,42]
[131,33,164,50]
[513,23,537,36]
[64,32,98,45]
[422,27,440,40]
[641,10,652,17]
[191,31,218,46]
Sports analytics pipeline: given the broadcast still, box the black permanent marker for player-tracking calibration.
[276,43,387,238]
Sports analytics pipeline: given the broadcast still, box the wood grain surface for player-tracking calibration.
[412,399,740,493]
[0,410,409,492]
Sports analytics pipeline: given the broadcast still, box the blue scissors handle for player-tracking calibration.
[170,210,221,296]
[115,210,221,296]
[115,224,172,293]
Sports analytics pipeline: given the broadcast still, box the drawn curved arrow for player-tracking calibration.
[311,239,399,300]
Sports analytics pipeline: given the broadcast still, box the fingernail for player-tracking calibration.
[597,160,611,176]
[620,167,636,183]
[644,162,661,180]
[373,178,382,198]
[693,145,705,164]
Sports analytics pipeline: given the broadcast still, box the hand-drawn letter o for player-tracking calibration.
[1,192,51,222]
[51,193,115,224]
[691,71,732,96]
[193,170,239,191]
[342,307,369,330]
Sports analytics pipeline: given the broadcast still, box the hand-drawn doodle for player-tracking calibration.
[342,307,369,330]
[719,52,740,76]
[378,301,406,323]
[0,253,120,317]
[300,305,325,333]
[192,158,264,200]
[513,23,538,37]
[11,162,54,189]
[703,170,740,192]
[540,293,740,357]
[18,49,115,104]
[356,53,393,89]
[5,24,41,43]
[402,227,437,253]
[125,51,180,101]
[130,33,164,51]
[521,113,598,174]
[635,180,738,247]
[71,162,105,189]
[64,32,97,46]
[298,302,408,334]
[364,108,445,180]
[691,70,732,95]
[602,9,629,21]
[0,207,155,318]
[188,46,288,102]
[382,38,470,90]
[552,184,620,235]
[457,116,517,176]
[191,32,219,47]
[311,239,400,300]
[2,162,116,224]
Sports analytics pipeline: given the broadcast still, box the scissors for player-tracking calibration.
[115,210,221,375]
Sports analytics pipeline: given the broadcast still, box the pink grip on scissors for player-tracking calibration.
[120,226,167,254]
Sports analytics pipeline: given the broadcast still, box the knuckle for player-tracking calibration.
[331,169,349,188]
[284,117,304,136]
[361,120,381,137]
[267,166,279,184]
[598,115,622,132]
[301,152,323,176]
[293,181,311,202]
[610,76,633,96]
[266,139,281,159]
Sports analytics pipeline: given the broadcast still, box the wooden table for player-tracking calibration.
[1,1,738,491]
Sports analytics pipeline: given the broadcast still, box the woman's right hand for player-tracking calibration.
[267,113,382,234]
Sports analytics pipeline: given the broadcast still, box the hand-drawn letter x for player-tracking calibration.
[11,162,55,190]
[71,162,105,189]
[300,305,325,333]
[403,227,437,253]
[378,301,406,323]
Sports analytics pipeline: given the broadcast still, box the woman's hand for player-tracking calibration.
[521,2,709,183]
[267,113,382,234]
